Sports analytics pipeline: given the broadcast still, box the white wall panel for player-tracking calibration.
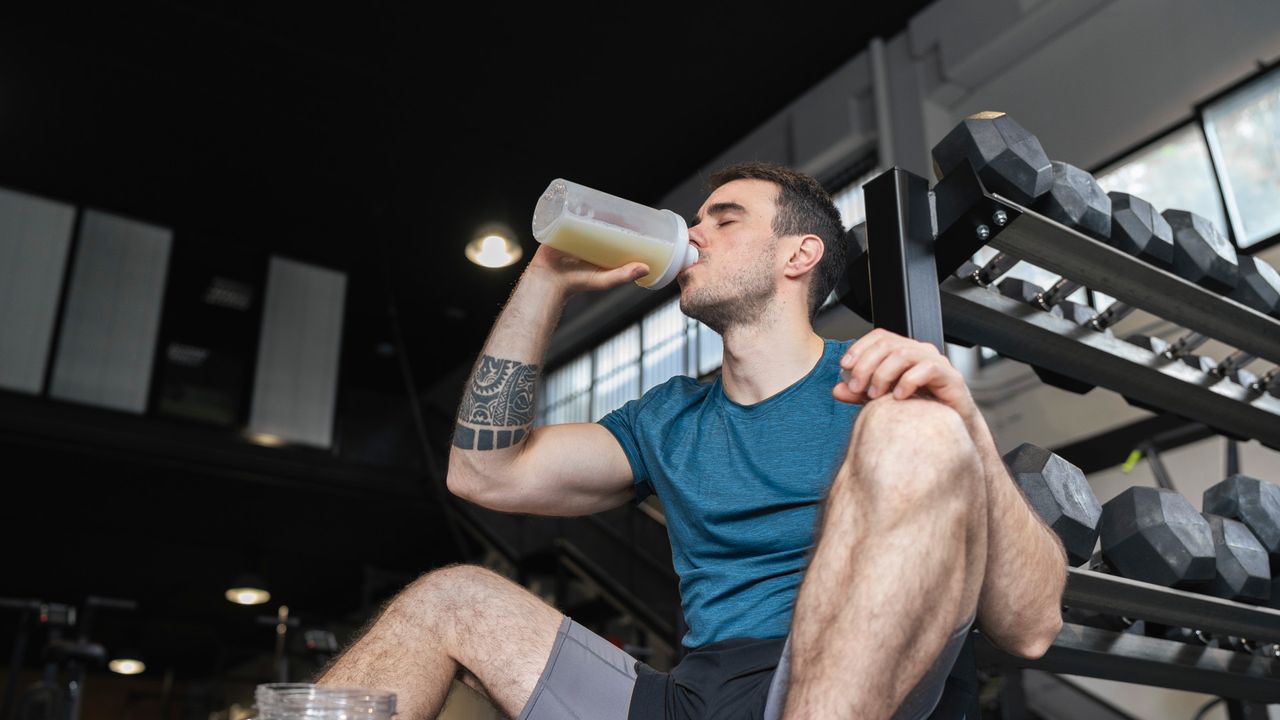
[0,188,75,394]
[248,257,347,448]
[49,210,172,413]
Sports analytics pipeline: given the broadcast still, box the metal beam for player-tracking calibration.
[939,277,1280,448]
[978,623,1280,703]
[864,168,945,350]
[987,198,1280,365]
[1065,568,1280,644]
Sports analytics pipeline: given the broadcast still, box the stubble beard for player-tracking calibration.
[678,240,779,335]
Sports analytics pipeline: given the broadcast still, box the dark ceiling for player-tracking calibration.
[0,1,933,690]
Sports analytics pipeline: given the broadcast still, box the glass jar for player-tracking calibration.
[254,683,396,720]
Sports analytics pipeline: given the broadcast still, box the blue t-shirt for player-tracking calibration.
[598,338,860,649]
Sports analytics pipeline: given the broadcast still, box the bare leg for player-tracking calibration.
[317,564,565,720]
[781,397,988,719]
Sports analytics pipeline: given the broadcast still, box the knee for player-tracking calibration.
[394,563,506,617]
[841,398,982,505]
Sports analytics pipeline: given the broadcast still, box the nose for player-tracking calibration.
[687,222,706,248]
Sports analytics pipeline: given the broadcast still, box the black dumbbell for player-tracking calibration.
[1230,254,1280,319]
[1099,485,1216,589]
[1004,443,1101,566]
[1093,486,1238,647]
[845,111,1055,322]
[1107,192,1175,271]
[1142,507,1272,651]
[1205,474,1280,610]
[1002,445,1143,632]
[932,111,1054,206]
[1163,209,1240,294]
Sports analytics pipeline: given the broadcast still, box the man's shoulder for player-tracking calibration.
[638,373,714,408]
[598,373,712,433]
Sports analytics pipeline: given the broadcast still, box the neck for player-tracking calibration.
[718,299,825,405]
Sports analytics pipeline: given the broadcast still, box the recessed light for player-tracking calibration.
[466,228,522,268]
[109,658,146,675]
[225,587,272,605]
[247,432,286,447]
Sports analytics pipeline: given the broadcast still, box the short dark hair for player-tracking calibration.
[707,161,847,320]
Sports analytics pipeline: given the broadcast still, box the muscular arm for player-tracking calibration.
[963,414,1067,658]
[447,249,647,516]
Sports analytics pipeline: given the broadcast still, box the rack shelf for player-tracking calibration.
[857,166,1280,701]
[987,197,1280,365]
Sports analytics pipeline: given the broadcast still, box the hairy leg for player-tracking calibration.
[782,397,988,719]
[316,564,564,720]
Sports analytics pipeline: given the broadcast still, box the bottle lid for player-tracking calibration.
[645,213,690,290]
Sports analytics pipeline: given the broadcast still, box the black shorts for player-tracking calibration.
[516,614,976,720]
[628,636,785,720]
[628,614,975,720]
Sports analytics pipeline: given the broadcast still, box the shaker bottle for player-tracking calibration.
[254,683,396,720]
[531,179,698,290]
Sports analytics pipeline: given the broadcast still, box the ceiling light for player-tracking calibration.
[226,574,271,605]
[465,229,522,268]
[247,432,286,447]
[109,657,146,675]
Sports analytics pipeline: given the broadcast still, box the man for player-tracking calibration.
[318,162,1067,719]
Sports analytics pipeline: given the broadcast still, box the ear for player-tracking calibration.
[783,234,824,280]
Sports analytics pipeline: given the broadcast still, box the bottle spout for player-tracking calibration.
[683,244,699,270]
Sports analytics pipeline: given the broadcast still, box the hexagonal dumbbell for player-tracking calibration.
[932,111,1054,206]
[1004,443,1101,566]
[1107,192,1175,271]
[1163,209,1239,294]
[1099,486,1216,589]
[1204,474,1280,609]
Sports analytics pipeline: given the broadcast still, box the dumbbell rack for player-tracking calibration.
[857,166,1280,703]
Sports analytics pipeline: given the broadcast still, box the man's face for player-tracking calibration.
[678,178,783,333]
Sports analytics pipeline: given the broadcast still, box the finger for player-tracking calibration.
[842,328,888,368]
[894,362,939,400]
[845,337,897,395]
[866,348,918,399]
[841,332,891,380]
[597,262,649,287]
[833,380,867,405]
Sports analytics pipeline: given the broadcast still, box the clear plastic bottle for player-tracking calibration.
[532,178,697,290]
[254,683,396,720]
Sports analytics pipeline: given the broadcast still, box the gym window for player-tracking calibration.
[1093,59,1280,253]
[535,300,724,426]
[1202,62,1280,250]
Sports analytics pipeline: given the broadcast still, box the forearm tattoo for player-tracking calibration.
[453,355,537,450]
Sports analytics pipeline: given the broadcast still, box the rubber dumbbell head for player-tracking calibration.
[1163,209,1239,293]
[1004,443,1101,565]
[932,111,1054,206]
[1100,486,1216,588]
[1108,192,1175,271]
[1033,161,1111,241]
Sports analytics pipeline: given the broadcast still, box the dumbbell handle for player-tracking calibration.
[1036,277,1082,309]
[1251,368,1280,394]
[973,252,1021,286]
[976,252,1086,310]
[1089,301,1136,331]
[1162,332,1209,359]
[1212,351,1256,378]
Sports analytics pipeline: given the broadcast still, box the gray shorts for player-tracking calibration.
[516,614,974,720]
[516,616,641,720]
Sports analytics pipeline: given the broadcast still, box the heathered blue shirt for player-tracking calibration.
[598,338,860,649]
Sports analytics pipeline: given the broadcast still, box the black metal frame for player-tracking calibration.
[857,164,1280,700]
